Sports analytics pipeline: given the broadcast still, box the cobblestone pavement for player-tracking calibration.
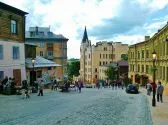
[140,88,168,125]
[0,88,152,125]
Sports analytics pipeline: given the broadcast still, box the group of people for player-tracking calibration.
[146,81,164,103]
[0,76,16,95]
[96,80,125,90]
[74,80,83,93]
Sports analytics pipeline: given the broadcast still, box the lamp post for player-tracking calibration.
[32,59,35,71]
[152,50,157,107]
[31,59,35,86]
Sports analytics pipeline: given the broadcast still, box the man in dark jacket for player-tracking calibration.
[157,81,164,103]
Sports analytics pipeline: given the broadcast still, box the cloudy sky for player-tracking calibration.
[1,0,168,58]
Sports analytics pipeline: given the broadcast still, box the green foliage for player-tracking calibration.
[67,60,80,80]
[104,67,116,81]
[121,54,128,61]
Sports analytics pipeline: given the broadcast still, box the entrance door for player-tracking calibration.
[13,69,21,86]
[30,71,36,86]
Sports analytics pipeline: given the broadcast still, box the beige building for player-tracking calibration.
[26,27,68,81]
[80,27,129,84]
[128,22,168,95]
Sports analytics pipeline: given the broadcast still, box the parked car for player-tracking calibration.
[126,84,139,94]
[84,84,93,88]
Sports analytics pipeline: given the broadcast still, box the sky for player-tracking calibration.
[1,0,168,59]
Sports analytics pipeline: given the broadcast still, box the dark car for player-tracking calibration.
[126,84,139,94]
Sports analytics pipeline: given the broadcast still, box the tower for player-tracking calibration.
[80,26,90,83]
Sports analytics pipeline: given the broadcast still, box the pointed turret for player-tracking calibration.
[82,26,88,43]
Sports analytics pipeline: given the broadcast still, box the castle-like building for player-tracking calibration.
[80,27,128,83]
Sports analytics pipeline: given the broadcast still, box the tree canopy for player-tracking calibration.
[67,60,80,80]
[104,66,116,81]
[121,54,128,61]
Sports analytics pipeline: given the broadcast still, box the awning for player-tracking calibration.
[26,56,61,68]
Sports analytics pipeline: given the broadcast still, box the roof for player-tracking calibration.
[82,26,89,43]
[26,56,61,68]
[117,61,128,67]
[25,43,37,47]
[102,62,117,68]
[0,2,28,16]
[25,29,69,41]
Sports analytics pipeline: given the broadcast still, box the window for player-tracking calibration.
[100,54,101,59]
[89,54,90,59]
[95,75,97,79]
[106,54,107,58]
[138,51,140,59]
[99,61,101,66]
[11,20,17,34]
[0,71,4,80]
[30,32,35,37]
[0,45,3,60]
[146,50,149,58]
[146,65,149,73]
[142,50,144,58]
[47,43,53,48]
[40,51,43,56]
[95,68,97,72]
[13,46,20,60]
[167,67,168,82]
[48,67,52,70]
[40,42,44,47]
[142,65,144,72]
[163,67,165,80]
[47,51,53,56]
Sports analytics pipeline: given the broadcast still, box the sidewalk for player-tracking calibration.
[140,88,168,125]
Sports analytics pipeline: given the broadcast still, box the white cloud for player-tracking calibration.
[1,0,168,58]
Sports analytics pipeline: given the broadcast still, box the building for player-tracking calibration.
[0,2,28,85]
[80,27,129,84]
[128,23,168,95]
[25,27,68,81]
[99,61,128,81]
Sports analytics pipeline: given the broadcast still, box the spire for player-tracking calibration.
[82,26,88,43]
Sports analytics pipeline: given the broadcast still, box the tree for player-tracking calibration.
[121,54,128,61]
[67,60,80,80]
[104,66,116,81]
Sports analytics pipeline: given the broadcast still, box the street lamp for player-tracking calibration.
[152,50,157,107]
[32,59,35,71]
[31,59,35,87]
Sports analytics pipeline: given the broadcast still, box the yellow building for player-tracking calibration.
[128,23,168,95]
[26,27,68,80]
[80,27,128,83]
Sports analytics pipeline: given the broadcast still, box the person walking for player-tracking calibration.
[157,81,164,103]
[38,79,44,96]
[146,81,152,96]
[78,80,82,93]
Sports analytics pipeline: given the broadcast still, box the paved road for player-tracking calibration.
[0,88,153,125]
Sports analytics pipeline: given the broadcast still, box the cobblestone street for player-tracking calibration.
[0,88,152,125]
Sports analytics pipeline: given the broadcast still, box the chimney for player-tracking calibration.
[145,36,150,41]
[35,26,38,35]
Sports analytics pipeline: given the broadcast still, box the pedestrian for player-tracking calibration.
[38,79,44,96]
[121,80,125,89]
[157,81,164,103]
[146,81,152,96]
[78,80,82,93]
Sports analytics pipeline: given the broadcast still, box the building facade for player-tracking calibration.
[0,2,28,85]
[128,23,168,95]
[25,27,68,80]
[80,27,129,83]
